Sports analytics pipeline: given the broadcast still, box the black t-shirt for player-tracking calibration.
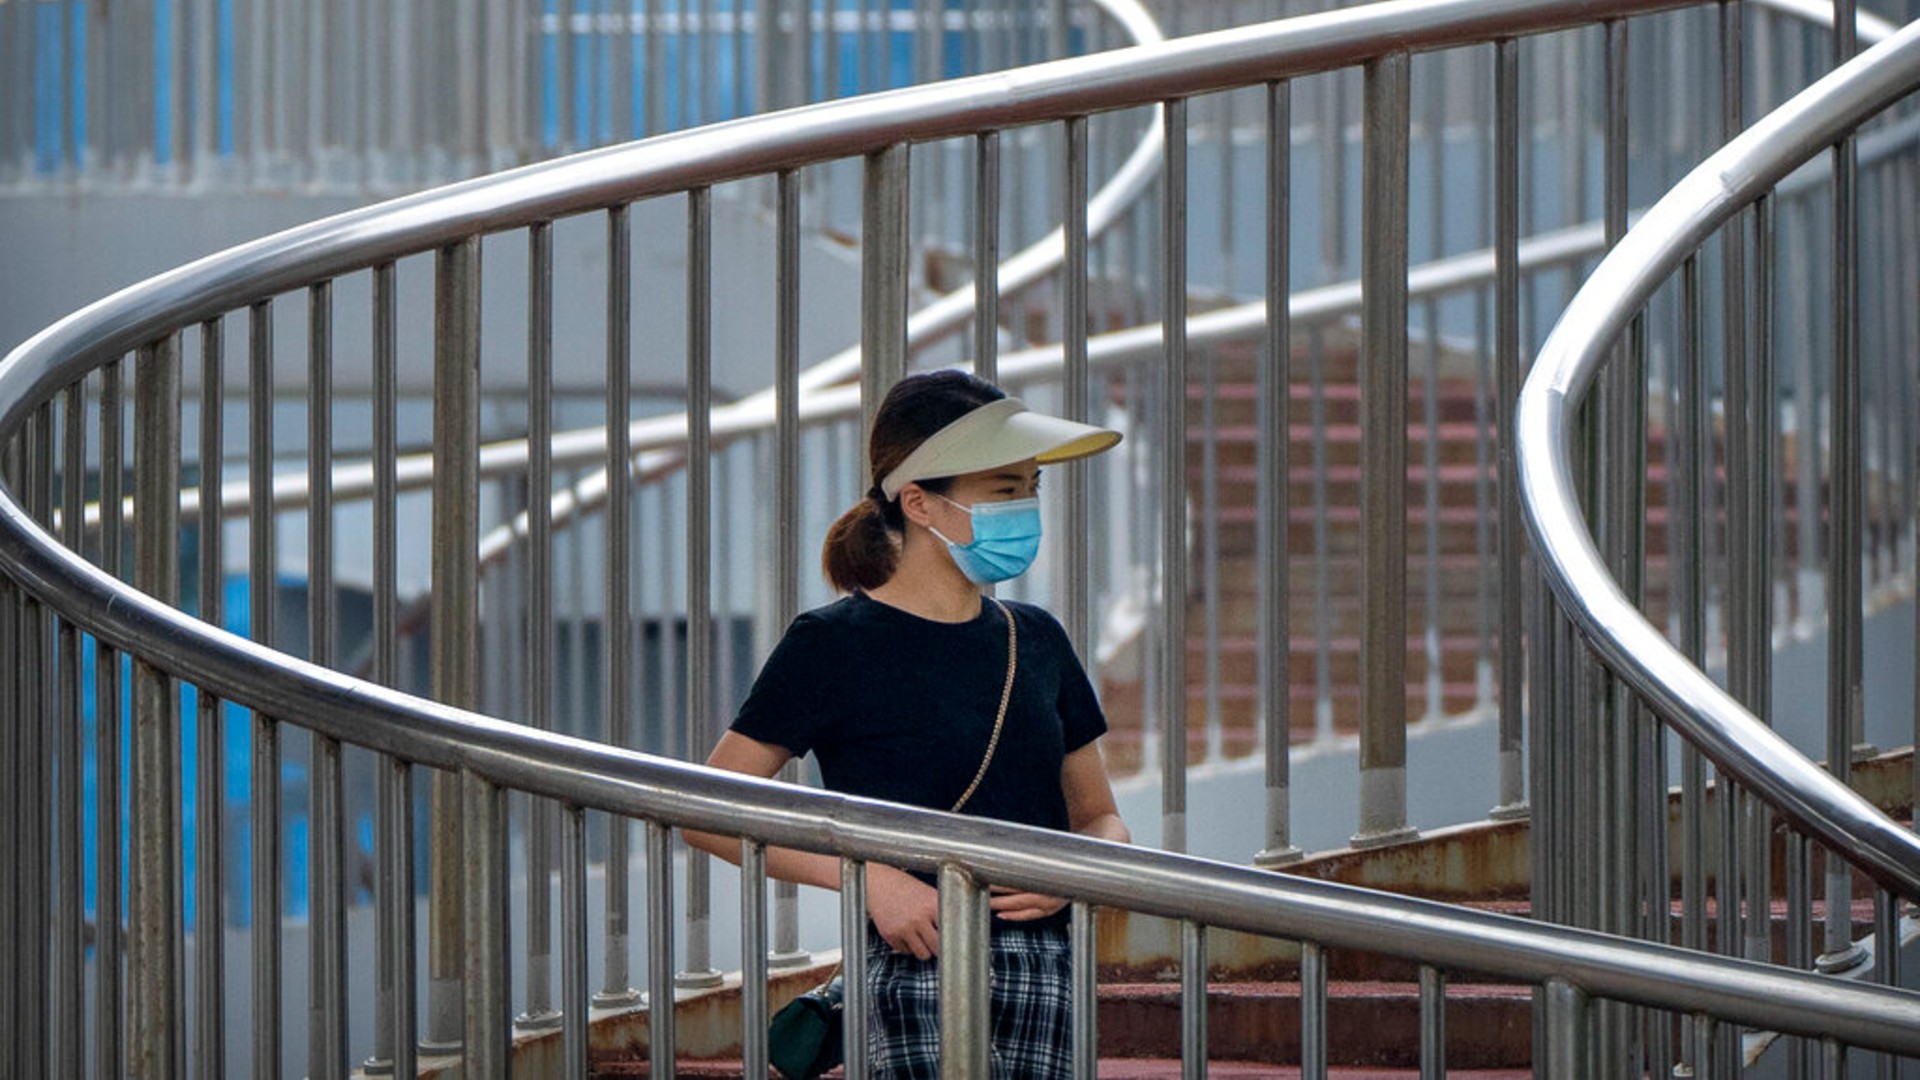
[731,592,1107,837]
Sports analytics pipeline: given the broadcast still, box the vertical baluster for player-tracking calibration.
[57,383,86,1079]
[518,223,564,1037]
[1300,941,1327,1080]
[95,357,126,1080]
[937,864,991,1076]
[1355,52,1414,848]
[1492,38,1527,821]
[1254,79,1301,865]
[428,237,484,1053]
[770,170,811,971]
[975,131,1002,385]
[1543,978,1590,1080]
[1820,0,1867,978]
[682,187,725,991]
[367,259,418,1077]
[247,299,283,1079]
[600,204,643,1010]
[1821,1038,1846,1080]
[1160,96,1190,851]
[862,144,911,443]
[1785,831,1812,1079]
[463,770,511,1073]
[193,319,226,1078]
[740,840,771,1078]
[305,280,349,1078]
[0,471,16,1077]
[646,821,677,1072]
[1419,965,1446,1080]
[1061,117,1091,660]
[1674,255,1709,990]
[1308,325,1333,741]
[841,858,871,1080]
[131,337,183,1079]
[1746,194,1779,967]
[1180,920,1207,1080]
[561,804,590,1076]
[555,0,576,149]
[1069,901,1097,1080]
[645,0,664,134]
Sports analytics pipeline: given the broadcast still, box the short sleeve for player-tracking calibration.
[1035,608,1107,754]
[730,613,836,757]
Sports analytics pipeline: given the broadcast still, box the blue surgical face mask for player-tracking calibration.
[927,494,1043,584]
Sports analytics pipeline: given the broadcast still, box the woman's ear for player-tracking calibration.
[897,484,935,530]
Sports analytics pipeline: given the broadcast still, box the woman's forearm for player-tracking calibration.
[683,827,845,892]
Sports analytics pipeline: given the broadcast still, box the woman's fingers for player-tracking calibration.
[988,891,1066,920]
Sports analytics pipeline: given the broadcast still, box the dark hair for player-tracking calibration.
[821,370,1005,593]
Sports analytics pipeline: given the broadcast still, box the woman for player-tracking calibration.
[689,369,1130,1078]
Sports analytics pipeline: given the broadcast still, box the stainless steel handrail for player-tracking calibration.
[1517,16,1920,897]
[4,477,1920,1057]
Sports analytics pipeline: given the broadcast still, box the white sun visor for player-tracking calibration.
[879,397,1122,499]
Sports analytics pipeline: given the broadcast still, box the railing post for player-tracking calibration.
[1544,978,1591,1080]
[426,236,483,1053]
[771,171,812,971]
[937,864,991,1079]
[131,337,183,1079]
[1354,51,1415,849]
[863,143,912,447]
[1491,36,1528,822]
[1160,96,1190,853]
[193,320,227,1080]
[1255,78,1302,867]
[682,187,726,991]
[463,770,511,1074]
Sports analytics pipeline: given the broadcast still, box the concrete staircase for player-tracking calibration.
[1097,329,1681,776]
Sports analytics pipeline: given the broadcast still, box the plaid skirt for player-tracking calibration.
[863,923,1074,1080]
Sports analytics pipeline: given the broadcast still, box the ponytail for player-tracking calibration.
[822,493,902,594]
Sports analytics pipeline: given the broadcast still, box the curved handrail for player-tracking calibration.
[4,472,1920,1051]
[1517,17,1920,897]
[4,0,1920,1060]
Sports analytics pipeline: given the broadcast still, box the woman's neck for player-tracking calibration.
[865,531,982,623]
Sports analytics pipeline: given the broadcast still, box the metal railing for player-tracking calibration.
[1519,7,1920,1075]
[3,0,1920,1077]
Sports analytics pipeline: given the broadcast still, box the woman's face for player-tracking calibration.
[921,458,1041,545]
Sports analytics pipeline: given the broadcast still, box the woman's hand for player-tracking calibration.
[988,888,1067,922]
[867,864,942,959]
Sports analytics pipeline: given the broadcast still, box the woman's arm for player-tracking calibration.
[683,731,946,959]
[989,740,1130,921]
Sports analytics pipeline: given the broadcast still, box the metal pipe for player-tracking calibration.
[647,820,677,1072]
[94,354,126,1080]
[22,408,53,1079]
[192,319,225,1079]
[682,187,725,990]
[1820,0,1866,975]
[863,144,912,448]
[938,863,991,1078]
[842,858,871,1080]
[1492,37,1528,820]
[462,770,511,1073]
[771,170,810,971]
[427,238,484,1051]
[1354,51,1413,848]
[741,840,771,1078]
[1543,977,1590,1080]
[561,804,590,1077]
[131,336,183,1079]
[1301,940,1326,1080]
[247,299,283,1080]
[1160,96,1190,853]
[1070,901,1097,1080]
[1180,919,1207,1080]
[519,222,563,1034]
[599,204,642,1009]
[1255,78,1301,865]
[1419,965,1445,1080]
[1062,116,1091,664]
[57,383,85,1080]
[0,510,17,1075]
[976,131,1003,384]
[306,279,349,1078]
[366,259,417,1076]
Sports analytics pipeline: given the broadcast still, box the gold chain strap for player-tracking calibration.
[949,597,1015,814]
